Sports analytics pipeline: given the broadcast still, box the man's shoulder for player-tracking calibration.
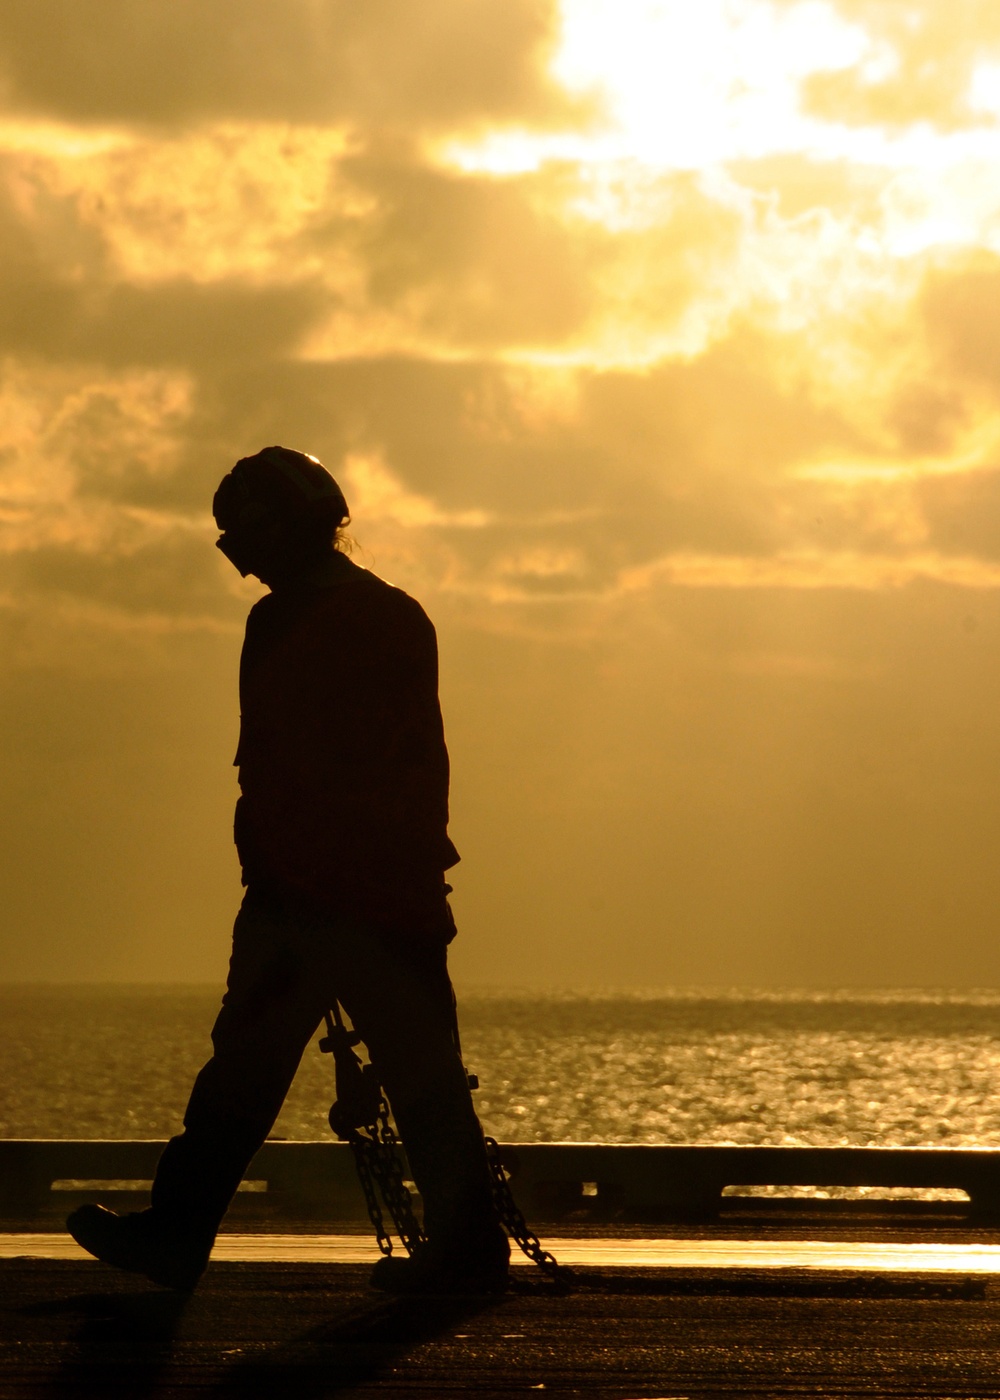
[244,559,434,639]
[345,562,434,629]
[245,592,276,630]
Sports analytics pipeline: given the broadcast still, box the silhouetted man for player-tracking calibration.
[67,446,508,1293]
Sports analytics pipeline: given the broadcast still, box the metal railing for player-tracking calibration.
[3,1140,1000,1225]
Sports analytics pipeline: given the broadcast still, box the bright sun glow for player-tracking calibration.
[429,0,1000,423]
[440,0,1000,227]
[441,0,876,173]
[553,0,869,166]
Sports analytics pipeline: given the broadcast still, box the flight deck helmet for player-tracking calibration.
[214,446,349,580]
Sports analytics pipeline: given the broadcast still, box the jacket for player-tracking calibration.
[234,554,459,930]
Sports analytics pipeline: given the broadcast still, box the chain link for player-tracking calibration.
[322,1004,571,1285]
[365,1093,427,1256]
[483,1135,574,1285]
[349,1134,394,1256]
[321,1006,426,1257]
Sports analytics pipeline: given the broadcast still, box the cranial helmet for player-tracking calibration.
[213,446,348,532]
[214,446,349,578]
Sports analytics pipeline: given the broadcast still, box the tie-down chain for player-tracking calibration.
[319,1003,571,1286]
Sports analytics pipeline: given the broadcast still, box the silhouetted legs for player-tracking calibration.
[150,889,503,1265]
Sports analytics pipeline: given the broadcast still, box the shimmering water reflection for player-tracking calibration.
[2,986,1000,1147]
[467,992,1000,1148]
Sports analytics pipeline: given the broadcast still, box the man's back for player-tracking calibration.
[235,554,459,924]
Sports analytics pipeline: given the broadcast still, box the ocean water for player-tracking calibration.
[3,986,1000,1149]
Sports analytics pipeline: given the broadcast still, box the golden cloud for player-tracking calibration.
[799,0,1000,131]
[3,29,1000,673]
[2,1,999,623]
[4,1,1000,984]
[0,0,578,131]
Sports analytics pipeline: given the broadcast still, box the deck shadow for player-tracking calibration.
[560,1264,990,1299]
[214,1289,506,1398]
[20,1284,190,1398]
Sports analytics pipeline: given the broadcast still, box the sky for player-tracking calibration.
[3,0,1000,988]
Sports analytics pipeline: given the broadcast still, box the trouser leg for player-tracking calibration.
[331,935,506,1264]
[151,893,325,1235]
[150,889,503,1264]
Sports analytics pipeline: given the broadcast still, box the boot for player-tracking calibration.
[66,1204,213,1292]
[370,1230,509,1294]
[374,1087,509,1294]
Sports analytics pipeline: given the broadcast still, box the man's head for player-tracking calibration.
[213,447,349,586]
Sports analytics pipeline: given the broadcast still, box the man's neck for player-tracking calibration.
[266,549,354,593]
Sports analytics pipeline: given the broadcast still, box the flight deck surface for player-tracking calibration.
[4,1228,1000,1397]
[5,1142,1000,1394]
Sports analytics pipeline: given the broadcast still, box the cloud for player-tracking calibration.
[921,250,1000,391]
[0,359,243,631]
[0,116,788,608]
[799,0,1000,131]
[0,125,748,369]
[919,468,1000,561]
[726,154,887,221]
[620,548,1000,592]
[0,0,577,132]
[341,452,489,529]
[0,361,192,526]
[296,149,596,352]
[183,333,902,606]
[0,140,333,372]
[7,276,329,370]
[7,0,1000,987]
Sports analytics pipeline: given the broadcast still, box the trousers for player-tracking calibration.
[150,887,503,1261]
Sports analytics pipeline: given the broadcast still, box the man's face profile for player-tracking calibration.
[213,468,271,579]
